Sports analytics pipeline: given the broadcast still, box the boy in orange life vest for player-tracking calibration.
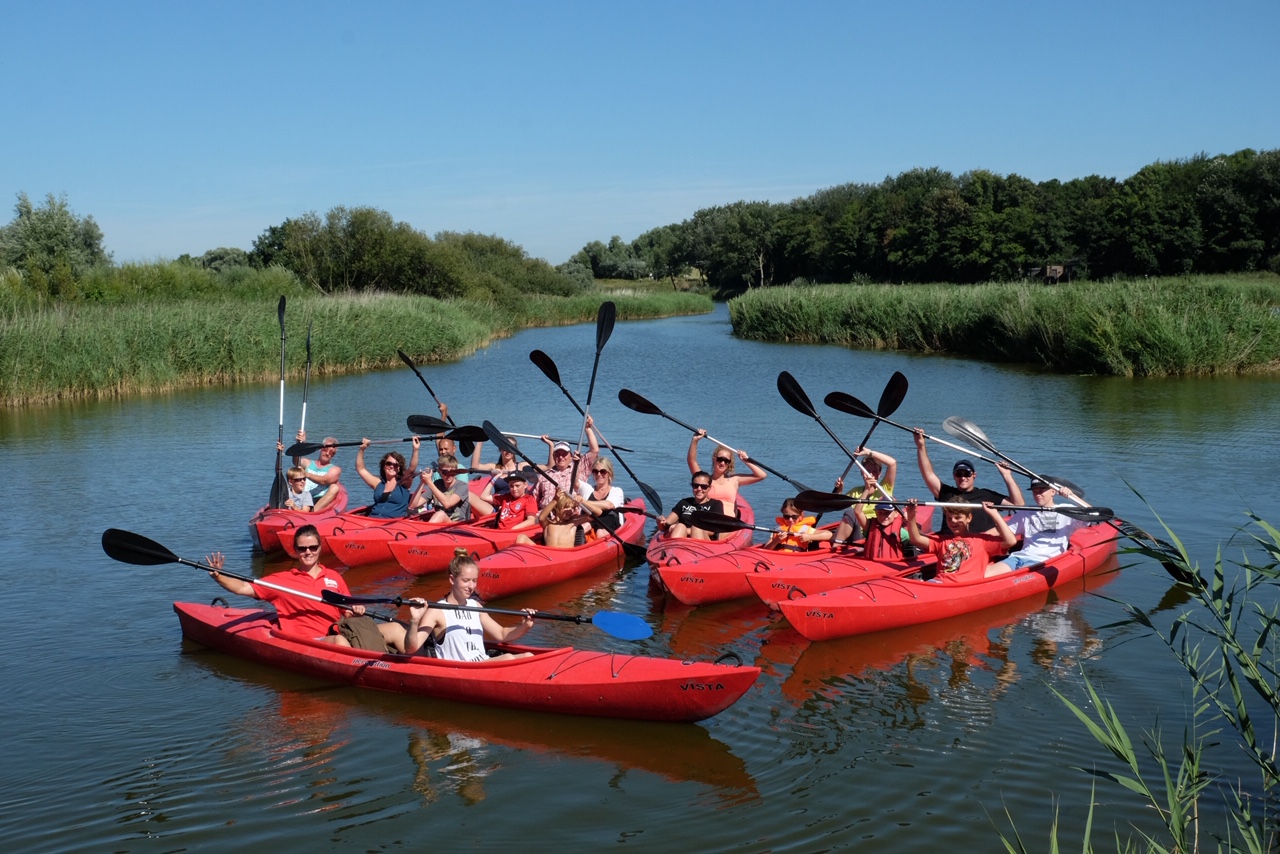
[765,498,816,551]
[859,501,909,561]
[904,498,1016,581]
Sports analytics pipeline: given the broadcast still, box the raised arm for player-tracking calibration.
[735,449,767,487]
[985,502,1019,549]
[404,437,421,486]
[913,428,942,498]
[687,430,705,474]
[354,439,379,488]
[858,446,898,491]
[905,498,932,550]
[996,462,1023,506]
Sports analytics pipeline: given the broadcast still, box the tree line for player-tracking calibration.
[1,198,583,308]
[573,148,1280,289]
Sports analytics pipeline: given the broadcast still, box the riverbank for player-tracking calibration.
[0,290,712,406]
[728,275,1280,377]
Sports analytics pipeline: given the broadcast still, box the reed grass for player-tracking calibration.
[0,291,712,406]
[728,275,1280,377]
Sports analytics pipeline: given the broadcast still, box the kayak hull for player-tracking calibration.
[657,533,837,606]
[476,499,648,601]
[174,601,757,722]
[646,497,754,571]
[249,487,350,553]
[387,515,517,575]
[778,523,1119,641]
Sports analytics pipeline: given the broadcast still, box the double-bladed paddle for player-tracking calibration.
[571,302,616,488]
[101,528,402,623]
[824,392,1008,467]
[617,388,814,493]
[835,372,907,483]
[938,416,1198,585]
[287,437,425,457]
[321,591,652,641]
[529,348,661,513]
[777,371,891,501]
[299,320,314,434]
[791,490,1114,522]
[397,349,474,457]
[268,296,289,509]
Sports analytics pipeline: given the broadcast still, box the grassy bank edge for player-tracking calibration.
[727,274,1280,377]
[2,291,713,407]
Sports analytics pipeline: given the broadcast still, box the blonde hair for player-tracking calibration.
[286,465,308,481]
[547,492,576,523]
[449,548,478,576]
[713,445,736,475]
[591,457,614,478]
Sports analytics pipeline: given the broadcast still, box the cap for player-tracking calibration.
[552,441,571,453]
[874,502,895,513]
[505,470,529,484]
[1029,476,1052,490]
[952,460,976,475]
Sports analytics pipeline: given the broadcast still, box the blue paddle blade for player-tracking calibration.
[592,611,653,641]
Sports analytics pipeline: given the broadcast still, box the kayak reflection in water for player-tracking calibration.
[405,551,536,662]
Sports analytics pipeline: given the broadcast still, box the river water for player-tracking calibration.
[2,304,1277,851]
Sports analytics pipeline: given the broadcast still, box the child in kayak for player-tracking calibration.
[765,498,816,551]
[986,476,1092,575]
[283,466,314,512]
[405,551,536,662]
[905,498,1017,582]
[520,491,579,548]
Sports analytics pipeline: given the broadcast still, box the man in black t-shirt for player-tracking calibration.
[913,428,1023,534]
[656,471,725,540]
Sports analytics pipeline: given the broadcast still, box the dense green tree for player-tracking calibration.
[0,192,110,282]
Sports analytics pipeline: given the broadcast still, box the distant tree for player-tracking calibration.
[0,192,110,283]
[632,224,687,285]
[198,246,250,273]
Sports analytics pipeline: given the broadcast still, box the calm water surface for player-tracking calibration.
[2,304,1278,851]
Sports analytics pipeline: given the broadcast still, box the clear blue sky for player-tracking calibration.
[3,0,1276,265]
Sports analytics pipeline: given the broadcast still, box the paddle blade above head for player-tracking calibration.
[878,371,909,416]
[794,490,857,514]
[406,414,452,435]
[824,391,876,419]
[776,370,818,419]
[617,388,663,416]
[595,301,617,352]
[941,416,999,455]
[528,349,562,385]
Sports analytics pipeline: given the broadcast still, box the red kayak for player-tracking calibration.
[174,601,758,722]
[647,497,754,570]
[660,505,934,607]
[777,523,1118,641]
[327,514,494,567]
[656,526,839,606]
[475,499,648,601]
[387,514,528,575]
[746,551,935,610]
[249,487,350,554]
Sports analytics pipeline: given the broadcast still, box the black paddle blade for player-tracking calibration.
[777,371,818,419]
[397,348,416,370]
[878,371,909,416]
[1058,506,1114,522]
[407,414,452,434]
[794,490,856,513]
[596,301,617,351]
[269,471,289,509]
[285,441,323,457]
[688,509,753,534]
[102,528,178,566]
[324,590,404,608]
[446,425,488,443]
[481,421,520,459]
[277,295,286,330]
[529,349,561,385]
[618,388,662,416]
[635,480,663,515]
[824,391,876,419]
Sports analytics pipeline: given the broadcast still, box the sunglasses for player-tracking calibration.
[296,544,321,553]
[384,462,401,470]
[954,471,974,477]
[288,477,305,483]
[690,482,710,490]
[783,514,799,521]
[592,469,609,475]
[714,457,732,464]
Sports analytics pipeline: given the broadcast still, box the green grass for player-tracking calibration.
[0,290,712,406]
[728,275,1280,377]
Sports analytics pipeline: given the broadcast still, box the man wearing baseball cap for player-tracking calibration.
[532,417,600,508]
[913,429,1022,535]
